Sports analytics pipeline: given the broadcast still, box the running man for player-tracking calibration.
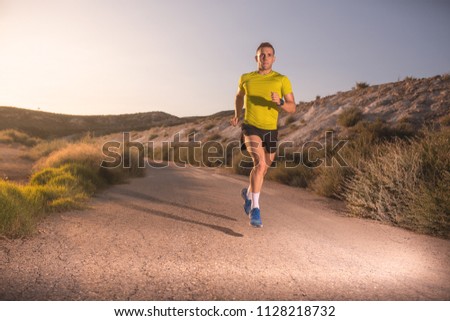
[230,42,296,227]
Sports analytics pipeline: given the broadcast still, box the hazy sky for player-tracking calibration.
[1,0,449,117]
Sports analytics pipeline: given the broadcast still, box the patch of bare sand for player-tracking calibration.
[0,143,34,183]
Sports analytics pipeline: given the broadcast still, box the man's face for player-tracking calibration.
[255,47,275,71]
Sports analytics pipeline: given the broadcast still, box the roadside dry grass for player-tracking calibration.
[344,128,449,238]
[22,138,69,161]
[0,129,39,147]
[0,132,145,238]
[264,126,450,238]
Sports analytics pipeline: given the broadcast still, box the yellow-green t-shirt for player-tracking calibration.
[238,71,293,130]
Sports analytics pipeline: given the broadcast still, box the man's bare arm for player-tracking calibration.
[231,88,245,126]
[281,92,296,113]
[271,92,296,113]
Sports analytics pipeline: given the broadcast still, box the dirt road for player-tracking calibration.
[1,164,449,300]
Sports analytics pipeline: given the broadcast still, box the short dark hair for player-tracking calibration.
[256,42,275,55]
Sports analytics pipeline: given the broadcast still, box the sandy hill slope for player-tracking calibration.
[104,74,449,146]
[1,74,449,143]
[281,75,449,145]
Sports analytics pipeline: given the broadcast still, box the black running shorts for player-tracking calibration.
[240,123,279,154]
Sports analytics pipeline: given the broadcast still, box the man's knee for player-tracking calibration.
[254,162,269,176]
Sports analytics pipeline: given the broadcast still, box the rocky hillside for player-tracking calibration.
[104,74,449,146]
[2,74,449,144]
[281,74,450,145]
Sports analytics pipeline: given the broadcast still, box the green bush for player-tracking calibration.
[31,163,99,195]
[0,180,36,238]
[22,184,71,213]
[29,164,97,212]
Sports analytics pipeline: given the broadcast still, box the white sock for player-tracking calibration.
[251,192,260,209]
[246,186,251,199]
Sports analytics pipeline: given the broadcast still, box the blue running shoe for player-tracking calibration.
[250,208,263,228]
[241,188,251,215]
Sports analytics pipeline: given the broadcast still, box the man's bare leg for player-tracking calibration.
[244,135,276,227]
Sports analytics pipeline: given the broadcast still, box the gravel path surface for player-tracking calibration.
[1,165,449,300]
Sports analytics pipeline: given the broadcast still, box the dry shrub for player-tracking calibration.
[148,145,171,163]
[337,107,363,127]
[35,141,145,184]
[0,129,39,147]
[345,142,421,223]
[354,81,370,90]
[23,138,69,161]
[267,163,315,188]
[441,114,450,127]
[312,166,352,199]
[344,129,450,237]
[34,143,102,170]
[284,115,296,126]
[208,133,222,141]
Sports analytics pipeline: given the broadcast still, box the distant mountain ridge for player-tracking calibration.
[0,107,191,138]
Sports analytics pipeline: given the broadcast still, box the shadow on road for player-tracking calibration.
[107,189,244,238]
[125,202,243,237]
[111,187,237,221]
